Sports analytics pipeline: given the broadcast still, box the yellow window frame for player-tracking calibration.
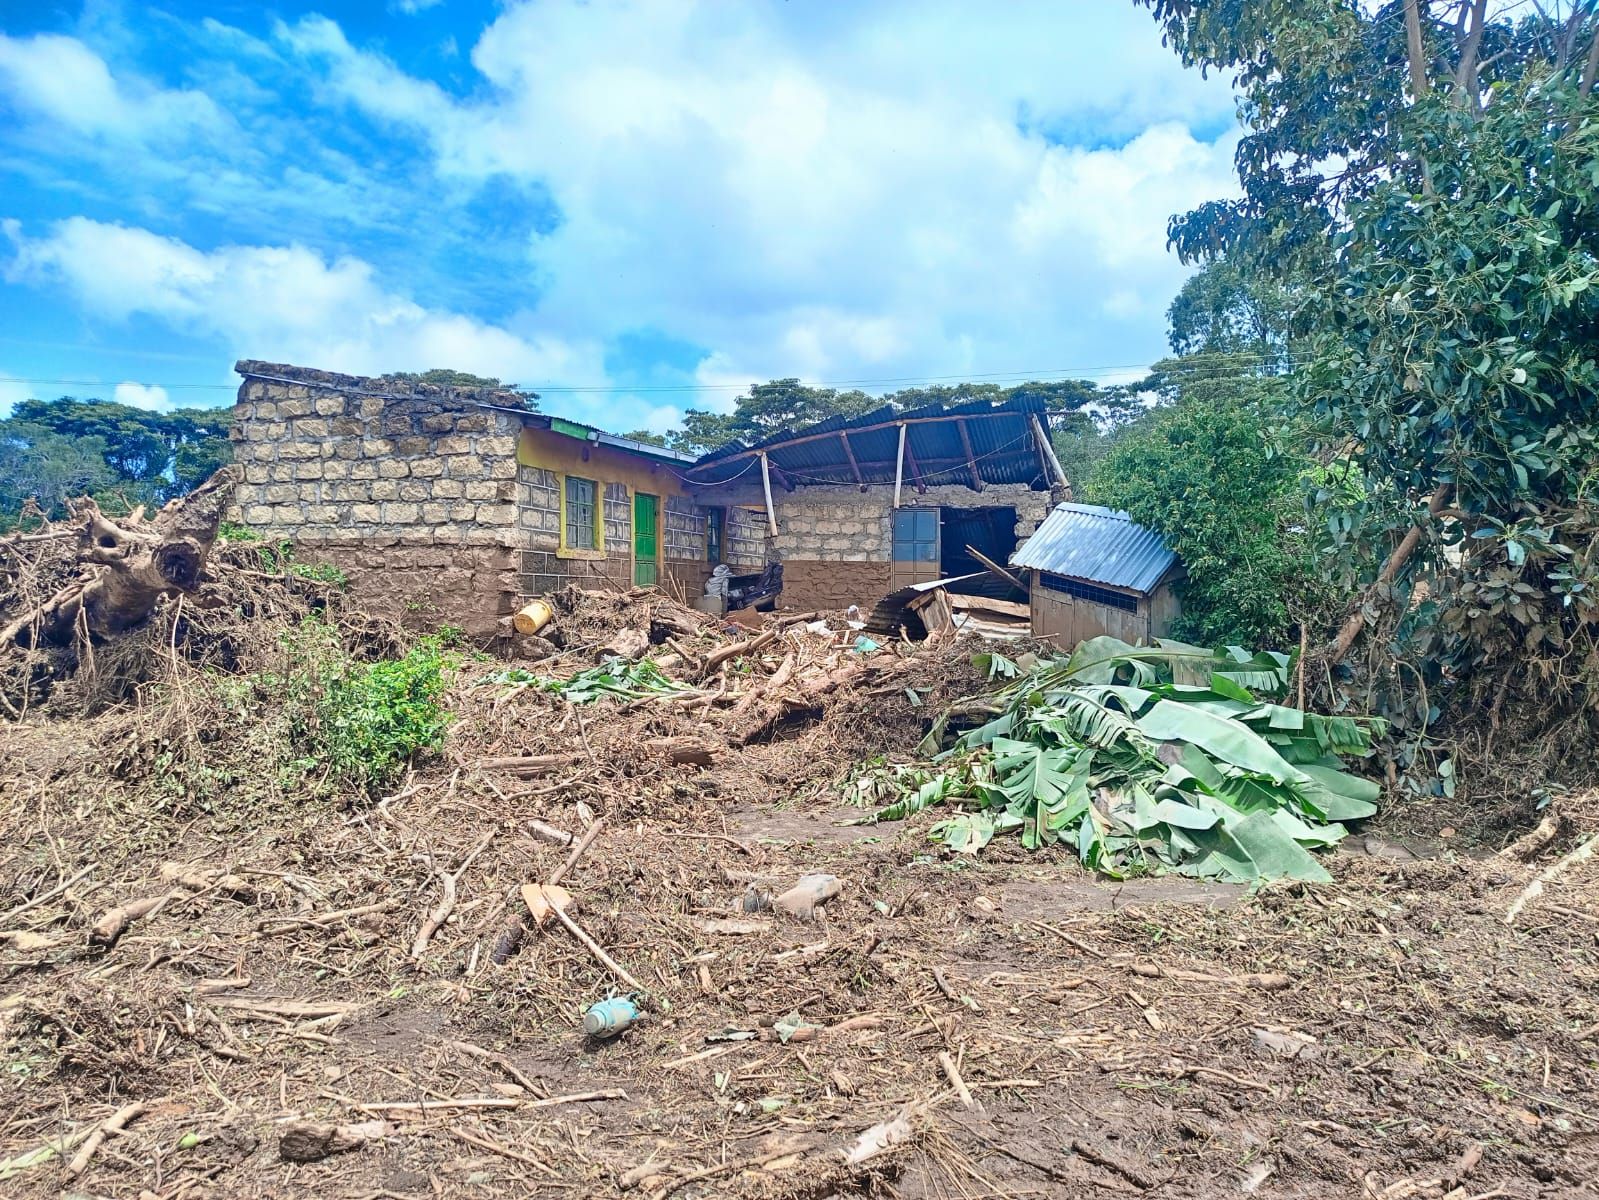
[556,472,607,559]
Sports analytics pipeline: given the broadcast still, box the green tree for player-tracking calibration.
[1165,259,1291,364]
[670,379,877,454]
[1085,366,1311,648]
[1138,0,1599,709]
[4,398,235,509]
[618,428,670,447]
[0,422,117,525]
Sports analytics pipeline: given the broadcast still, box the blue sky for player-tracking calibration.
[0,0,1239,431]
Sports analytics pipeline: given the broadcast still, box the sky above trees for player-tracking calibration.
[0,1,1238,431]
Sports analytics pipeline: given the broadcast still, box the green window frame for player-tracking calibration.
[564,475,599,551]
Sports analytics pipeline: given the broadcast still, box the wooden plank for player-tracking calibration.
[838,431,867,492]
[893,424,906,509]
[901,433,928,495]
[956,418,984,491]
[759,452,779,536]
[1030,413,1073,497]
[964,543,1027,592]
[949,595,1029,619]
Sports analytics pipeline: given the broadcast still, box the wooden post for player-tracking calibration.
[1030,414,1072,500]
[759,452,779,537]
[956,418,984,491]
[893,423,907,509]
[838,430,867,492]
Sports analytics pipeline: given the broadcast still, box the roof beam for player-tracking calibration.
[838,430,867,492]
[767,460,796,492]
[901,432,928,495]
[684,409,1034,474]
[955,418,984,492]
[1029,413,1073,499]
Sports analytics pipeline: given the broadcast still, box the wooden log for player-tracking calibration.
[643,736,717,766]
[279,1119,390,1162]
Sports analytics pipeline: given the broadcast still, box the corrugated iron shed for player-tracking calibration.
[686,397,1052,489]
[1010,503,1178,594]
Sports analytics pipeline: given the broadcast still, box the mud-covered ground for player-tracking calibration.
[3,699,1596,1199]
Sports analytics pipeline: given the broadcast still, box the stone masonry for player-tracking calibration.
[227,361,531,637]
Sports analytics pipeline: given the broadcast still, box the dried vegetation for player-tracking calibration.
[1,514,1597,1198]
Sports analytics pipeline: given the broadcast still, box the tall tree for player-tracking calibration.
[670,379,878,454]
[1138,0,1599,715]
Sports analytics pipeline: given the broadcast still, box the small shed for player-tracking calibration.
[1010,503,1183,647]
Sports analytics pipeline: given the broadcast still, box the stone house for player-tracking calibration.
[226,361,1067,635]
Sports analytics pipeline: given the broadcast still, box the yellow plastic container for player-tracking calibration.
[513,599,554,636]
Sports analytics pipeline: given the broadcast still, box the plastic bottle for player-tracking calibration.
[582,996,640,1039]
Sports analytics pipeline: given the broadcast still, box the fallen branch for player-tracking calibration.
[1070,1137,1164,1191]
[1330,483,1451,662]
[1129,962,1291,990]
[1506,834,1598,924]
[548,817,603,888]
[0,865,94,925]
[66,1102,145,1178]
[412,832,495,959]
[938,1051,975,1109]
[89,892,179,949]
[548,902,645,991]
[701,629,776,676]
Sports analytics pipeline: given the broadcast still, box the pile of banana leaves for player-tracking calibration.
[489,658,687,704]
[845,637,1386,883]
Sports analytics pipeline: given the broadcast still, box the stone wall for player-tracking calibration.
[227,361,531,636]
[709,482,1050,608]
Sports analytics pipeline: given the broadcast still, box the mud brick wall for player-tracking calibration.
[724,505,767,569]
[227,361,531,636]
[780,559,895,611]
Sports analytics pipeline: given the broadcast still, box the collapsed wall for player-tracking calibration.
[712,481,1051,610]
[226,361,528,638]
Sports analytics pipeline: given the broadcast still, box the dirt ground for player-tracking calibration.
[1,590,1597,1199]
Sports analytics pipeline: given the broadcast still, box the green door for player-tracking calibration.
[633,493,659,587]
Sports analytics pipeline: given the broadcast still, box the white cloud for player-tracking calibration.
[0,32,223,142]
[392,0,445,13]
[113,381,172,412]
[6,217,607,395]
[277,1,1240,392]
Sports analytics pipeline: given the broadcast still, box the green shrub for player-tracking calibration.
[276,620,460,794]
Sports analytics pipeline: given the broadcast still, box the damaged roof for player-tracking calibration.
[685,396,1054,489]
[1011,503,1179,594]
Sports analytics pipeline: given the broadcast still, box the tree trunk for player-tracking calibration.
[2,467,237,649]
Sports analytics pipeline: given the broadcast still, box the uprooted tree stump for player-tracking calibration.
[1,466,238,650]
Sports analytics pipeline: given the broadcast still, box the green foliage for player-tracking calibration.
[1138,1,1599,723]
[618,429,670,447]
[1085,379,1312,648]
[492,658,687,704]
[274,621,461,794]
[0,397,233,525]
[847,639,1384,882]
[670,376,1104,455]
[381,368,535,394]
[1165,259,1291,363]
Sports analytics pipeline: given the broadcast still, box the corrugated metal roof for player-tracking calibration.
[687,397,1052,489]
[1010,503,1178,594]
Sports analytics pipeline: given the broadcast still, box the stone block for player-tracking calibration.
[244,465,269,484]
[305,505,342,525]
[295,418,329,438]
[360,397,385,418]
[270,504,302,523]
[410,458,445,478]
[476,504,515,526]
[321,460,349,480]
[384,502,420,524]
[279,441,318,460]
[350,461,378,480]
[252,401,278,421]
[398,481,430,502]
[361,437,394,457]
[370,480,399,501]
[463,480,498,501]
[421,502,450,524]
[378,459,410,479]
[447,456,485,479]
[333,442,360,459]
[278,398,312,418]
[421,413,456,433]
[264,484,297,503]
[453,413,490,433]
[394,437,431,456]
[478,434,518,456]
[432,477,463,498]
[449,501,479,522]
[269,464,294,482]
[294,462,323,481]
[243,505,275,523]
[313,395,345,416]
[487,458,517,479]
[330,417,362,437]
